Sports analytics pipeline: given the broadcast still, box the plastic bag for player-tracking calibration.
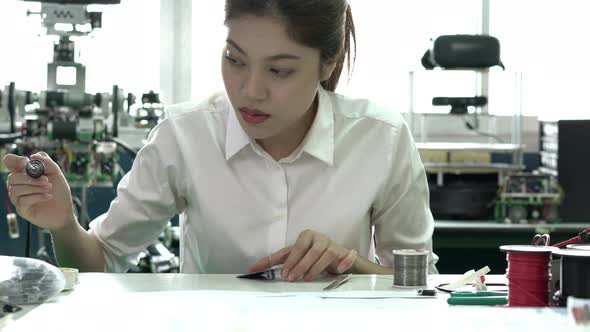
[0,256,65,305]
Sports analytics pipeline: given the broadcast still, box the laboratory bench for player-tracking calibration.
[2,273,576,331]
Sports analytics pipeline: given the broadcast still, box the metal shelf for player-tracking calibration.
[416,142,523,152]
[435,220,589,232]
[410,70,525,189]
[425,163,524,186]
[424,162,523,173]
[538,166,558,177]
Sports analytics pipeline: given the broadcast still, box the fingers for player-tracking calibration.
[15,193,54,212]
[29,152,61,176]
[333,249,358,274]
[247,246,292,273]
[7,173,50,187]
[286,239,332,282]
[8,183,53,209]
[9,183,53,199]
[281,230,315,279]
[3,154,29,173]
[250,230,357,282]
[303,246,340,281]
[4,151,61,177]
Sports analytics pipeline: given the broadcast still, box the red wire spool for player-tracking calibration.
[500,245,557,307]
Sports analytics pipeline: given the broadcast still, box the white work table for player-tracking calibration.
[2,273,576,332]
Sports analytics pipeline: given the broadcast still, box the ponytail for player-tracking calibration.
[322,4,356,92]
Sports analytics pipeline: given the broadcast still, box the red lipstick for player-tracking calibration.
[239,107,270,125]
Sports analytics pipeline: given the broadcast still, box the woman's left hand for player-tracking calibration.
[247,229,358,282]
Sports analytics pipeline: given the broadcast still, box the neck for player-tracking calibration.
[257,95,318,161]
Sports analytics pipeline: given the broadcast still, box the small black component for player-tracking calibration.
[25,160,45,178]
[418,289,437,296]
[1,302,23,313]
[141,90,161,104]
[432,96,488,115]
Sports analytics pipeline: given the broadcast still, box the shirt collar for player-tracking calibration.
[225,86,335,166]
[225,102,251,160]
[298,86,334,166]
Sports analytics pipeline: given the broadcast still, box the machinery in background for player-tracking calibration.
[1,0,129,189]
[127,90,165,130]
[412,34,525,221]
[432,96,488,115]
[539,120,590,222]
[2,85,123,187]
[130,222,180,273]
[495,173,562,224]
[1,0,174,272]
[417,141,523,220]
[0,1,126,252]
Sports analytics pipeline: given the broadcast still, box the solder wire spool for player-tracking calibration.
[500,245,556,307]
[392,249,428,288]
[552,249,590,307]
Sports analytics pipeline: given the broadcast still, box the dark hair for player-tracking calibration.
[224,0,356,92]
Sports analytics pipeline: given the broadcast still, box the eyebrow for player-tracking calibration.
[226,38,301,61]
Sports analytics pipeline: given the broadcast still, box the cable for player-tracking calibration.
[470,127,505,143]
[435,283,508,293]
[8,82,16,133]
[3,174,34,259]
[533,234,550,246]
[2,175,30,257]
[3,179,13,214]
[554,237,581,249]
[25,223,31,258]
[112,85,119,138]
[553,228,590,248]
[463,113,504,143]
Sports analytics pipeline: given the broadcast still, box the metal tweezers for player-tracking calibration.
[323,273,352,291]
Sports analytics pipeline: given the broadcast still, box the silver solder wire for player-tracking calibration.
[393,249,428,287]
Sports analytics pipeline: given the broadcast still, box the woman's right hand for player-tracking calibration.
[3,152,75,231]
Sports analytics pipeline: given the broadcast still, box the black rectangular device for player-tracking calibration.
[540,120,590,222]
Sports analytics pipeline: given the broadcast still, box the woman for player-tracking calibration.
[3,0,437,281]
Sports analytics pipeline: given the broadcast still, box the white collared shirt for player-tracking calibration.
[89,87,438,273]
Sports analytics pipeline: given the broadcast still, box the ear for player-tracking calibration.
[320,60,338,82]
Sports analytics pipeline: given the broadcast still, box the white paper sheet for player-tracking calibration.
[258,290,426,299]
[6,290,573,332]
